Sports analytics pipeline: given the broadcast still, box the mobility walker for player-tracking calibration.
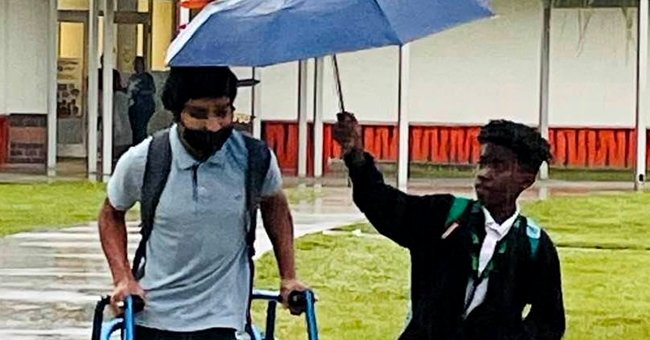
[91,289,319,340]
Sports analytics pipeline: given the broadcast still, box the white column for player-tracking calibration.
[146,0,154,67]
[538,0,551,180]
[297,60,309,178]
[47,0,59,176]
[251,67,263,139]
[0,2,7,117]
[179,7,191,28]
[102,0,115,182]
[397,45,411,191]
[117,0,137,72]
[313,57,325,179]
[635,0,649,190]
[87,0,99,181]
[174,6,190,32]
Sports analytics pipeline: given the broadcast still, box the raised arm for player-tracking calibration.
[333,112,453,248]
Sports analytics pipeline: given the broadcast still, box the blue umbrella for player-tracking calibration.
[166,0,492,67]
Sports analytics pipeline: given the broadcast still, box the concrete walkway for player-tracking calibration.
[0,199,364,340]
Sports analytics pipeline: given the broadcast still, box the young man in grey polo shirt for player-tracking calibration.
[98,66,308,339]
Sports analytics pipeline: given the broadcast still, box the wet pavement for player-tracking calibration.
[0,191,363,340]
[0,183,641,339]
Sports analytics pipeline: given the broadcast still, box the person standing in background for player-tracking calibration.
[127,56,156,145]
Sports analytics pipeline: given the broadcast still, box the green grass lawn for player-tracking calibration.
[253,233,411,339]
[0,181,109,236]
[253,233,650,340]
[383,163,644,182]
[255,192,650,339]
[525,192,650,250]
[3,180,650,338]
[327,159,644,182]
[0,181,320,237]
[339,192,650,249]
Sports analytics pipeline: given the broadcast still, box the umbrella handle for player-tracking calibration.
[331,55,345,113]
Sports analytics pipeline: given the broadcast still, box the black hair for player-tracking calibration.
[162,66,238,121]
[478,120,552,173]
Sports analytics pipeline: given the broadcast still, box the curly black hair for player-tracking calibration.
[478,120,552,173]
[162,66,238,121]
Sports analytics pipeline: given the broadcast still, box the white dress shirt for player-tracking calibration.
[463,206,520,318]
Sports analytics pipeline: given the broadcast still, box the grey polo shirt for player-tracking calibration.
[107,124,282,332]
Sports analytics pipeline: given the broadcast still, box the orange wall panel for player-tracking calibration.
[262,121,650,174]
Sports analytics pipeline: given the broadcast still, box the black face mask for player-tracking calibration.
[179,124,233,161]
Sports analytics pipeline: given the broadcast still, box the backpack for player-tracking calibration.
[130,128,271,279]
[403,196,541,326]
[444,196,540,261]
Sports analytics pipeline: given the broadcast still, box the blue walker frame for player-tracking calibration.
[93,289,319,340]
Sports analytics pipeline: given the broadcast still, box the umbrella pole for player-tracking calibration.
[332,55,352,187]
[332,55,345,112]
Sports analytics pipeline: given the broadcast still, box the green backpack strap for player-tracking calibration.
[445,196,472,227]
[404,200,541,328]
[526,218,542,261]
[445,197,542,262]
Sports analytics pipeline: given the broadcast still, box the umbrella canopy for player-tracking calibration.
[166,0,492,67]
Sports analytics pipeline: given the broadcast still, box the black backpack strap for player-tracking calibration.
[242,135,272,334]
[131,129,172,279]
[243,135,272,258]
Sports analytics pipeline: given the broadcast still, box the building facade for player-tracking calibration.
[0,0,649,176]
